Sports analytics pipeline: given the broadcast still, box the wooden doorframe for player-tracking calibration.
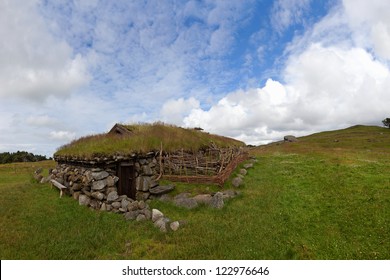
[117,162,136,200]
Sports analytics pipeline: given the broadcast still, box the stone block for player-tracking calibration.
[91,171,109,180]
[91,180,106,191]
[210,192,224,209]
[149,185,175,195]
[91,191,104,200]
[78,194,90,206]
[152,209,164,222]
[136,176,152,192]
[107,191,119,202]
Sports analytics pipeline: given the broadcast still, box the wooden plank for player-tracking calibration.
[50,179,67,189]
[50,179,67,198]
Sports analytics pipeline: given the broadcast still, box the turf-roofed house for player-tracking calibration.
[52,123,247,210]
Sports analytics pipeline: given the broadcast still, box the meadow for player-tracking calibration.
[0,125,389,259]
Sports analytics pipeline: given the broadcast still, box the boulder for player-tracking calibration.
[142,165,153,176]
[91,171,109,180]
[111,201,121,209]
[243,163,253,169]
[105,176,115,187]
[71,183,82,191]
[170,221,180,232]
[91,180,106,191]
[193,194,212,206]
[124,211,139,220]
[284,135,298,142]
[232,177,243,187]
[78,195,90,206]
[127,201,139,212]
[121,199,130,209]
[91,191,104,200]
[210,192,224,209]
[138,200,146,210]
[222,189,239,199]
[81,186,91,196]
[72,191,81,201]
[141,208,152,220]
[136,176,152,192]
[136,214,147,222]
[105,187,117,195]
[154,217,170,232]
[83,171,93,184]
[174,196,198,209]
[158,194,173,202]
[136,191,150,201]
[89,199,100,209]
[152,209,164,222]
[107,191,119,202]
[239,169,247,175]
[149,185,175,195]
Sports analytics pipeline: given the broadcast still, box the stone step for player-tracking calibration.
[149,185,175,195]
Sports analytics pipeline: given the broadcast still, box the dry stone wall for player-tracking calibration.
[48,162,182,232]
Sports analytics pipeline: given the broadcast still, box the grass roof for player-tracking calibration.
[54,123,245,159]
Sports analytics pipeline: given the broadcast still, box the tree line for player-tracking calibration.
[0,151,50,164]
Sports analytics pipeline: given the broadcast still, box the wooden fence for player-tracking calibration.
[160,148,248,186]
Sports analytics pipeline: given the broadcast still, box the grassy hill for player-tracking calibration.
[1,125,389,259]
[55,123,245,159]
[257,125,390,155]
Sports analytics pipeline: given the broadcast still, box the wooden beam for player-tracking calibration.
[50,179,67,198]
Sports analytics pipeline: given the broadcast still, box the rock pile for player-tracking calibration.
[155,189,240,210]
[38,164,179,232]
[151,209,182,232]
[230,158,257,187]
[49,166,122,211]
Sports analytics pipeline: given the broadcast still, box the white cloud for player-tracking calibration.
[0,0,90,101]
[26,115,58,127]
[183,79,294,142]
[182,0,390,145]
[271,0,311,34]
[161,97,200,125]
[343,0,390,60]
[184,43,390,145]
[49,131,76,141]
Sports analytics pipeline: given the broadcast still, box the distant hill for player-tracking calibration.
[0,151,49,164]
[255,125,390,154]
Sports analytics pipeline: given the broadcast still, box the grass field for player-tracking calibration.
[1,125,389,259]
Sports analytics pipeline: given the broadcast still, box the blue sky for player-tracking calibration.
[1,0,390,156]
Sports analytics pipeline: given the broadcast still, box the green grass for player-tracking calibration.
[55,123,245,159]
[1,125,390,259]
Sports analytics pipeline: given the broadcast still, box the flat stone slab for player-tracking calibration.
[149,185,175,195]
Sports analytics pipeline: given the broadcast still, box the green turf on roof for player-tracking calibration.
[54,123,245,159]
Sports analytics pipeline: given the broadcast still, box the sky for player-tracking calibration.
[1,0,390,157]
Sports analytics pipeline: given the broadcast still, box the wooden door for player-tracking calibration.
[118,163,135,199]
